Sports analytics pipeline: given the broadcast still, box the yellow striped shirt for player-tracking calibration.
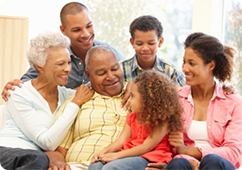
[55,85,128,166]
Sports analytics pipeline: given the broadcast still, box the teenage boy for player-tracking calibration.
[120,15,185,87]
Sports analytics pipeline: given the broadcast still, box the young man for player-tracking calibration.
[2,2,125,100]
[120,15,185,87]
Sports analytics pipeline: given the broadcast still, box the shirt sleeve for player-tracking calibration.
[6,91,79,151]
[20,67,38,82]
[197,95,242,167]
[170,68,186,88]
[56,95,77,149]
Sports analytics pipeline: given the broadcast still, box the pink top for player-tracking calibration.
[177,83,242,168]
[121,113,172,163]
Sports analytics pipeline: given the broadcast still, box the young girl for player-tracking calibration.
[88,70,183,170]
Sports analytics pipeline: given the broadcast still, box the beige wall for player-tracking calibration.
[0,15,29,105]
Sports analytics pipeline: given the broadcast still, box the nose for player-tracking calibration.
[142,45,149,51]
[182,63,188,73]
[106,71,115,81]
[80,28,89,38]
[64,63,72,73]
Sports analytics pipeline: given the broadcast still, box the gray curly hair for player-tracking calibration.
[26,32,70,71]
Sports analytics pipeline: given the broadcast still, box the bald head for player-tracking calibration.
[60,2,89,27]
[85,45,116,71]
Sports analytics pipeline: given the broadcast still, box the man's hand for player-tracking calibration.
[45,147,68,170]
[2,79,23,101]
[47,161,71,170]
[145,162,167,170]
[121,81,133,110]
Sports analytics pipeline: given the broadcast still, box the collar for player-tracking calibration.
[131,54,159,72]
[67,46,77,59]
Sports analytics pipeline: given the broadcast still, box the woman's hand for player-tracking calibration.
[188,159,200,170]
[168,131,187,154]
[71,84,94,106]
[145,162,167,170]
[2,79,23,101]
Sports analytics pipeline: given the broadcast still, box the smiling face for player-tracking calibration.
[182,47,215,86]
[85,51,123,97]
[60,9,95,54]
[128,83,142,113]
[40,47,71,86]
[130,30,163,69]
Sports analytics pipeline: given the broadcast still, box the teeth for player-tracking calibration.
[185,75,193,78]
[60,75,68,78]
[80,36,92,42]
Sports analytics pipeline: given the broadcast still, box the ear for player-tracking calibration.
[60,25,67,36]
[209,60,216,71]
[158,37,164,48]
[35,64,43,73]
[130,38,135,49]
[85,69,90,79]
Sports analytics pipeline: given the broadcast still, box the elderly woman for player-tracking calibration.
[146,32,242,170]
[0,32,94,169]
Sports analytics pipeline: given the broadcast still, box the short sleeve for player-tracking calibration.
[126,113,135,126]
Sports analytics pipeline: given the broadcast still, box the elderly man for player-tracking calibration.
[45,45,128,170]
[2,2,125,100]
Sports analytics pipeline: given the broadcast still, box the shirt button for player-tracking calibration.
[79,62,82,65]
[208,126,210,128]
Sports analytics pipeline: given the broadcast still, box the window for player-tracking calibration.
[224,0,242,95]
[87,0,194,70]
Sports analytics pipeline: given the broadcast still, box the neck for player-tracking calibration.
[191,80,215,101]
[137,57,156,70]
[32,76,58,96]
[70,45,87,67]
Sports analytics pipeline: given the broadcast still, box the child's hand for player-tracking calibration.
[91,153,101,163]
[99,153,119,163]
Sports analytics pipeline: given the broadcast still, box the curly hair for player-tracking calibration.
[60,2,89,27]
[184,32,235,83]
[26,32,70,72]
[129,15,163,40]
[134,70,183,136]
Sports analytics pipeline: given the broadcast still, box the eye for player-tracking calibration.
[189,62,195,66]
[87,24,92,28]
[136,43,142,46]
[73,29,80,32]
[149,43,156,45]
[97,72,105,76]
[57,63,64,66]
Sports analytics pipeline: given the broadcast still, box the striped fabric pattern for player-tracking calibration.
[55,85,128,166]
[119,54,186,88]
